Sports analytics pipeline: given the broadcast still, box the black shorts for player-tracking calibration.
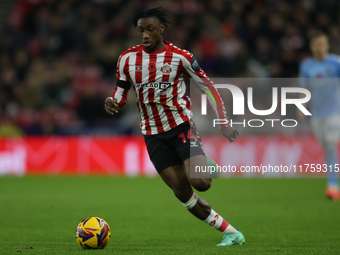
[144,121,205,174]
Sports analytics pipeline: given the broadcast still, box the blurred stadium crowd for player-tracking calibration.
[0,0,339,135]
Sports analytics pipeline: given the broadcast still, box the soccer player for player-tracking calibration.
[299,31,340,200]
[105,8,245,245]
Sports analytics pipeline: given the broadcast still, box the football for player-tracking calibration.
[76,217,111,249]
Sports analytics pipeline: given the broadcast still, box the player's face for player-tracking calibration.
[137,17,164,52]
[310,36,329,60]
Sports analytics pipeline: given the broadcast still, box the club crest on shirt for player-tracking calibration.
[160,63,172,74]
[136,65,142,72]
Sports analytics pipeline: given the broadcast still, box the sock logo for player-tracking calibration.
[209,214,219,226]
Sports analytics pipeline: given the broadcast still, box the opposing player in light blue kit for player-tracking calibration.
[299,31,340,200]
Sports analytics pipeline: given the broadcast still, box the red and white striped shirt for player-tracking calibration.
[112,41,228,135]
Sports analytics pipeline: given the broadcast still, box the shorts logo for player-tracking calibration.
[161,63,172,74]
[190,141,198,147]
[178,130,199,146]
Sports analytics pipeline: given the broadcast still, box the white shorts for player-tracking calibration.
[311,114,340,146]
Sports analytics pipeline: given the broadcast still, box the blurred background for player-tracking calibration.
[0,3,339,253]
[0,0,339,136]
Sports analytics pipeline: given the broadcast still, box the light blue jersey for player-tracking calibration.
[299,54,340,118]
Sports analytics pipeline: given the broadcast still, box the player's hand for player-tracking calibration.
[221,126,239,143]
[105,97,119,115]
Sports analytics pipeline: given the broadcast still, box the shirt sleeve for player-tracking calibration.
[299,61,308,87]
[116,53,130,82]
[111,83,129,109]
[112,53,132,108]
[181,53,229,128]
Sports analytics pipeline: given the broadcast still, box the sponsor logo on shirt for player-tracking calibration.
[135,82,171,89]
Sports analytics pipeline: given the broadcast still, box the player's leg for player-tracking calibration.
[173,121,219,190]
[189,120,220,178]
[324,115,340,200]
[181,155,219,187]
[183,154,212,192]
[144,129,211,219]
[145,123,244,245]
[159,165,211,220]
[312,116,340,200]
[180,122,244,245]
[159,165,245,246]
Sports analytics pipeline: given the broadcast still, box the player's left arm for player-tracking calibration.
[181,53,238,142]
[297,62,310,120]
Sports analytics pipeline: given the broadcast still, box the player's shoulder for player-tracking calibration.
[327,54,340,64]
[167,41,193,62]
[119,44,143,58]
[300,56,313,67]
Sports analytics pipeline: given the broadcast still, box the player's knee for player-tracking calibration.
[193,179,211,192]
[173,187,192,202]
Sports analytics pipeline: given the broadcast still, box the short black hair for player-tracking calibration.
[133,7,172,27]
[310,30,328,42]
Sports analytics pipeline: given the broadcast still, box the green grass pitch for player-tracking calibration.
[0,176,339,254]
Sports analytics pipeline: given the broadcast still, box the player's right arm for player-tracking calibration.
[105,53,132,116]
[105,97,119,115]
